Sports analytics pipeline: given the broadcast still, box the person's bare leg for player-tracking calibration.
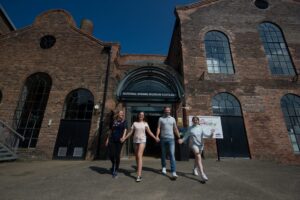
[195,152,204,175]
[136,143,146,177]
[195,150,208,181]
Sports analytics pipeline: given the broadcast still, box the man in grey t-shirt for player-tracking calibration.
[156,106,180,180]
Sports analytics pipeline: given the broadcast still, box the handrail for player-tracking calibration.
[0,119,24,141]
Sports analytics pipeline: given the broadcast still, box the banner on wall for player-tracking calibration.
[188,116,223,139]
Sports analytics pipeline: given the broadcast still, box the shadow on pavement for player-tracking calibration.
[89,166,136,180]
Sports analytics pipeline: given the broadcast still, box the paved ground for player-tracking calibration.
[0,158,300,200]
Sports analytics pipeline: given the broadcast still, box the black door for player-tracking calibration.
[217,116,250,158]
[53,119,91,160]
[144,115,161,157]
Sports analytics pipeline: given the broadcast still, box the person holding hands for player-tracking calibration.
[178,116,214,182]
[105,110,127,178]
[121,111,159,182]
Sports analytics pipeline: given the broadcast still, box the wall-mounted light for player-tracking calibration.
[94,104,100,110]
[93,103,101,115]
[48,119,52,127]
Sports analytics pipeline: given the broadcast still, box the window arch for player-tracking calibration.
[281,94,300,152]
[14,73,52,148]
[204,31,234,74]
[212,92,242,116]
[62,89,94,120]
[258,22,295,75]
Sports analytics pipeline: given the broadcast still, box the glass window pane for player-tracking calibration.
[258,23,295,75]
[212,93,242,116]
[281,94,300,152]
[63,89,94,120]
[204,31,234,74]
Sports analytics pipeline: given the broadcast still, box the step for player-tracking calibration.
[0,155,17,161]
[0,143,18,161]
[0,151,14,156]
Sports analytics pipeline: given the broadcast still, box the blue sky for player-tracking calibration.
[1,0,197,55]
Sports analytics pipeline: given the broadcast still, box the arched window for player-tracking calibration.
[258,22,295,75]
[62,89,94,120]
[14,73,52,148]
[212,92,242,116]
[204,31,234,74]
[281,94,300,152]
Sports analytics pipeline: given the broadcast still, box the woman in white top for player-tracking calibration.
[121,112,159,182]
[178,116,214,182]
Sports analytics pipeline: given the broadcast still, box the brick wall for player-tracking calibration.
[174,0,300,163]
[0,10,113,159]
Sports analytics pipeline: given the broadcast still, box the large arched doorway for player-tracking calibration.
[13,73,52,148]
[117,67,184,157]
[212,92,250,158]
[53,89,94,160]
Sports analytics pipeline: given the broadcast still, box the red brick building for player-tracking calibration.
[0,0,299,164]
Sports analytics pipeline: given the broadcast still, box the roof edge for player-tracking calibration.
[176,0,221,11]
[0,4,16,30]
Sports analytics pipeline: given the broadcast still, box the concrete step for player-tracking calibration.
[0,143,17,161]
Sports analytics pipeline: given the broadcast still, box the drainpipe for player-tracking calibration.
[97,46,112,159]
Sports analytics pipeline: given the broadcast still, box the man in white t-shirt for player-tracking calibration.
[156,106,180,180]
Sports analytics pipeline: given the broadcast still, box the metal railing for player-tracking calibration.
[0,119,24,153]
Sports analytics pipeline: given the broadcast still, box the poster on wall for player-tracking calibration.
[188,116,223,139]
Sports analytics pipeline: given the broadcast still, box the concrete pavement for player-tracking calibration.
[0,158,299,200]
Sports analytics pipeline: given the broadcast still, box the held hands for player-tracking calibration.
[155,137,160,143]
[178,139,183,144]
[120,137,126,143]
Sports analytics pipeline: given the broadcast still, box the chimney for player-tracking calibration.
[80,19,93,35]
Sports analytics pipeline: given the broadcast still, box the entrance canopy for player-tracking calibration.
[116,67,184,102]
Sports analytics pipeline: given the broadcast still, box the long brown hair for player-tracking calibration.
[135,111,147,122]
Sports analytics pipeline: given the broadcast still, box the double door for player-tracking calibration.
[217,116,250,158]
[53,119,91,160]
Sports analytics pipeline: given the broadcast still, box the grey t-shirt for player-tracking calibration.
[158,116,176,139]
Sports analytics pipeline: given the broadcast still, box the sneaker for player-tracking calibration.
[193,168,199,176]
[201,172,208,181]
[171,172,178,180]
[136,176,142,182]
[112,171,118,178]
[162,167,167,175]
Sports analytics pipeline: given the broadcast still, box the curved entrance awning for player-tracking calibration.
[116,67,184,102]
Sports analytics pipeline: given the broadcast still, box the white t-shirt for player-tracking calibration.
[131,121,149,143]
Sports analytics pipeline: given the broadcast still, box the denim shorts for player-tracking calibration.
[191,144,204,154]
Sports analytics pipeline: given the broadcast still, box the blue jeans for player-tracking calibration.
[160,138,176,173]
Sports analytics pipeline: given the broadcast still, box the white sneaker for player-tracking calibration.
[136,176,142,182]
[162,167,167,175]
[171,172,178,180]
[193,168,199,176]
[201,172,208,181]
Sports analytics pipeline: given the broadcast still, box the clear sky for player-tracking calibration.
[1,0,198,55]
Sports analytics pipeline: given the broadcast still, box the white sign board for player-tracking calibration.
[188,116,223,139]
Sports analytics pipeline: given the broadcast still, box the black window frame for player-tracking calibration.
[204,31,235,74]
[62,89,94,121]
[212,92,242,116]
[281,94,300,153]
[258,22,296,76]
